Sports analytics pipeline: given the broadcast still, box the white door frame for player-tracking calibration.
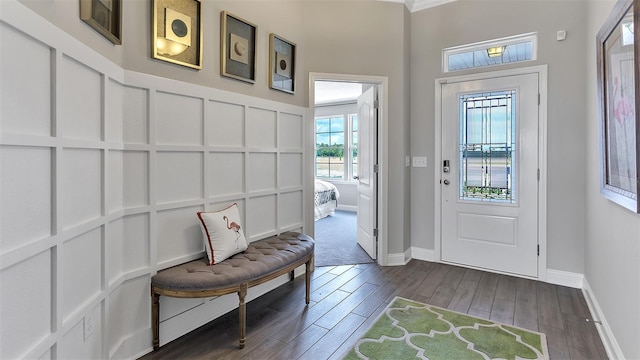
[434,65,548,280]
[309,72,389,266]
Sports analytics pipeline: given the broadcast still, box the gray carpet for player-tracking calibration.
[314,210,374,267]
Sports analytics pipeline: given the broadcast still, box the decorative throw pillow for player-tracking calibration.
[197,203,248,265]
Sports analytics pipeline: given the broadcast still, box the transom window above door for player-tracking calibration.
[443,33,537,72]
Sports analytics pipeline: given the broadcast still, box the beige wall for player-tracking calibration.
[301,1,411,254]
[410,0,589,273]
[585,1,640,359]
[19,0,411,255]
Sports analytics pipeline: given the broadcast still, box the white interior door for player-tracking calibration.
[441,73,539,277]
[357,86,377,259]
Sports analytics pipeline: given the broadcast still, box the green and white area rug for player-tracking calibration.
[344,297,549,360]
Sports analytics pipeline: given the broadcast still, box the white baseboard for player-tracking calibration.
[546,269,584,289]
[582,278,625,360]
[386,248,411,266]
[411,247,437,262]
[336,205,357,212]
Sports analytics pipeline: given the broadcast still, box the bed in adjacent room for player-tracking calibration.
[314,179,340,221]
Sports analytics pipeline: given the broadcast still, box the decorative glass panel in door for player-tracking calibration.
[459,90,516,203]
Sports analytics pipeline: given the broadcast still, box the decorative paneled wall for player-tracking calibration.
[0,2,309,359]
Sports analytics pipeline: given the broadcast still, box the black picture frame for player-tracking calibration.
[80,0,122,45]
[596,0,640,213]
[221,11,257,84]
[269,33,296,94]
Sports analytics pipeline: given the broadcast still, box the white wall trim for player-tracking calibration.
[309,72,389,266]
[434,65,549,281]
[583,278,625,360]
[337,205,357,212]
[545,269,583,289]
[386,248,412,266]
[411,247,437,262]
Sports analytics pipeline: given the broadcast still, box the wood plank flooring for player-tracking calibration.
[140,260,607,360]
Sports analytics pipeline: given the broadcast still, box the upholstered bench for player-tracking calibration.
[151,232,314,350]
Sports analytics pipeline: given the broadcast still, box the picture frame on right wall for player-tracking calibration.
[596,0,640,213]
[269,33,296,94]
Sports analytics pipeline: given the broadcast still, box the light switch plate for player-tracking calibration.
[412,157,427,168]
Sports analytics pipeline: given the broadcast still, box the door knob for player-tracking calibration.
[443,179,450,185]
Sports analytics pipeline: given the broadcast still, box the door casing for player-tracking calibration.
[434,65,548,280]
[309,72,389,266]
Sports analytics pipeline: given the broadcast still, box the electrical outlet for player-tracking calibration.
[412,156,427,168]
[405,156,410,167]
[83,311,97,341]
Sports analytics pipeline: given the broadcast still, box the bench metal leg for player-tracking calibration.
[152,292,160,351]
[238,283,248,349]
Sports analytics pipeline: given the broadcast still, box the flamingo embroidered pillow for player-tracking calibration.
[197,203,248,265]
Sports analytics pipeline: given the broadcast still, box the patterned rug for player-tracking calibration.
[344,297,549,360]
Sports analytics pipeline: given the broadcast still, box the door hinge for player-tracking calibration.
[537,169,540,180]
[373,164,379,173]
[537,245,540,256]
[538,93,541,105]
[374,100,379,109]
[373,228,379,237]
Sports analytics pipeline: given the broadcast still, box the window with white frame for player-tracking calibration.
[443,33,537,72]
[315,113,358,180]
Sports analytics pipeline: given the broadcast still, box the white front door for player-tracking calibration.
[357,86,377,259]
[441,73,539,277]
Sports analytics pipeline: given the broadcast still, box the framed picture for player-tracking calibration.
[152,0,202,70]
[80,0,122,45]
[221,11,257,83]
[596,0,640,212]
[269,33,296,94]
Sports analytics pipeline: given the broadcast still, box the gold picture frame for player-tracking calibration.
[269,33,296,94]
[80,0,122,45]
[221,11,257,83]
[152,0,202,70]
[596,0,640,212]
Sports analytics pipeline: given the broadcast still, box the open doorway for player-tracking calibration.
[312,79,377,267]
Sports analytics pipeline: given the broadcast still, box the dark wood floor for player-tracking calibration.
[141,260,607,360]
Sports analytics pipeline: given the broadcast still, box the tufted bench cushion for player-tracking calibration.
[151,232,314,350]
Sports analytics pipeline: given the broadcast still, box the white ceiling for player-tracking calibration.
[382,0,457,12]
[314,81,363,105]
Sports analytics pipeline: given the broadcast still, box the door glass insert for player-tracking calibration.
[459,90,516,203]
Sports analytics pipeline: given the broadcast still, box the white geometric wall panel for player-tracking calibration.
[107,79,125,143]
[60,148,103,230]
[107,217,125,286]
[208,152,244,197]
[280,152,303,188]
[0,250,52,360]
[108,150,124,214]
[123,87,149,145]
[246,107,277,148]
[122,213,150,273]
[123,151,149,208]
[247,195,278,239]
[0,146,52,254]
[207,100,244,147]
[280,191,304,229]
[0,2,308,358]
[156,152,203,204]
[248,152,277,192]
[59,55,102,141]
[279,112,304,149]
[156,206,204,265]
[61,228,102,322]
[0,24,51,137]
[156,92,203,146]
